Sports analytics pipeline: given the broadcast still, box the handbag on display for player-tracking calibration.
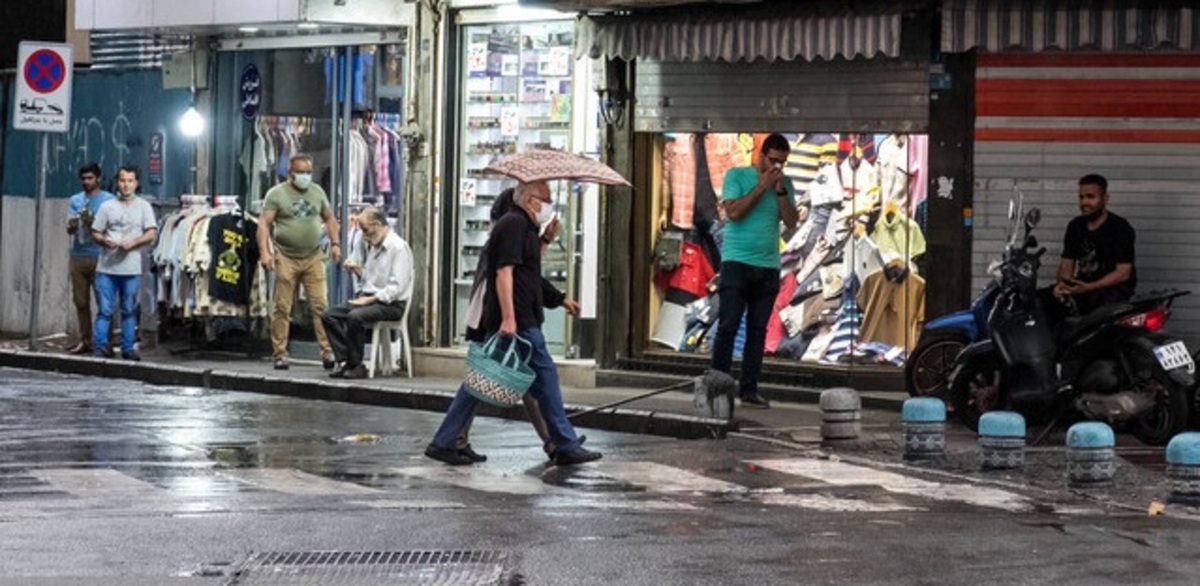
[653,228,686,271]
[464,334,536,407]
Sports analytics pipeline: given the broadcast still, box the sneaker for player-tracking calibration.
[740,393,771,409]
[120,350,141,362]
[322,354,337,370]
[460,444,488,463]
[328,364,348,378]
[274,357,289,370]
[553,447,602,466]
[424,444,474,466]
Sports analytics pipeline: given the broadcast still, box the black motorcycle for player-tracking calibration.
[947,203,1193,445]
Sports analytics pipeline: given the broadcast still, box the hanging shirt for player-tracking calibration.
[877,134,912,212]
[871,211,927,262]
[663,134,742,229]
[857,266,926,352]
[207,214,261,305]
[907,135,929,216]
[784,133,838,200]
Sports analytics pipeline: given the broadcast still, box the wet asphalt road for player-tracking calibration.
[1,367,1199,586]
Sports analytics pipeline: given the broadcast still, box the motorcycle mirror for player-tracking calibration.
[1007,200,1016,222]
[1025,208,1041,229]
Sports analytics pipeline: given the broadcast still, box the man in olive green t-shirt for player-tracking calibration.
[258,154,342,370]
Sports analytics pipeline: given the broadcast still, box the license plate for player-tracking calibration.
[1153,341,1195,374]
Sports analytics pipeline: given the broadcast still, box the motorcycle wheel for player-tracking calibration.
[905,329,970,400]
[1131,369,1189,446]
[949,351,1006,432]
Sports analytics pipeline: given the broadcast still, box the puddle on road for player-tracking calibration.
[539,466,646,493]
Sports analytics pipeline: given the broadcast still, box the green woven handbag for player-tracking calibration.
[464,334,536,407]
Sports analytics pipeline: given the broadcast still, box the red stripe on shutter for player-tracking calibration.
[976,128,1200,143]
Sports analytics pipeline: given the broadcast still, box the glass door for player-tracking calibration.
[451,20,577,355]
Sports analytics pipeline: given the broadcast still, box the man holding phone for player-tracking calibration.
[711,133,798,409]
[1053,173,1136,316]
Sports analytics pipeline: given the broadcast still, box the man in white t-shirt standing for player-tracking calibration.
[90,166,158,360]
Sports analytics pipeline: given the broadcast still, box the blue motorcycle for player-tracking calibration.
[905,282,998,400]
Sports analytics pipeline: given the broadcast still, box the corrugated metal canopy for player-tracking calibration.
[942,0,1200,54]
[575,2,903,62]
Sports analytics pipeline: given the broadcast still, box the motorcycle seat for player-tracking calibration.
[1054,302,1135,345]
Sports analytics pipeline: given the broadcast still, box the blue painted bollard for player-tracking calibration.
[1066,422,1116,488]
[978,411,1026,470]
[903,398,946,461]
[1166,433,1200,505]
[820,388,861,441]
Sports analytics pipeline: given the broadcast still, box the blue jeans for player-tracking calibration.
[712,261,780,398]
[431,327,581,452]
[95,273,140,354]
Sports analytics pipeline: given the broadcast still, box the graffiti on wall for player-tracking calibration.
[4,69,190,199]
[48,100,134,176]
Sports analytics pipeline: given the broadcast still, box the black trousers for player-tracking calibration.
[712,261,780,398]
[320,300,406,367]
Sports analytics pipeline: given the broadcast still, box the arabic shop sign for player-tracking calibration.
[240,63,261,120]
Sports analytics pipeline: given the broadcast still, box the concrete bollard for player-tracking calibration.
[902,397,946,462]
[820,387,861,441]
[1166,432,1200,505]
[978,411,1026,470]
[1066,422,1116,488]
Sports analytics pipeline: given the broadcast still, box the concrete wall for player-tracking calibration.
[0,197,75,337]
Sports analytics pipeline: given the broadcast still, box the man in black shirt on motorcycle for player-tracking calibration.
[1051,174,1136,316]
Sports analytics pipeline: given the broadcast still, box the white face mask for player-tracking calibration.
[534,201,555,227]
[292,173,313,190]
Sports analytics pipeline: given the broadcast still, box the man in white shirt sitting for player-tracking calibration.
[322,206,414,379]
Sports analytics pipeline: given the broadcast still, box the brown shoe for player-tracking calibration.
[68,342,92,355]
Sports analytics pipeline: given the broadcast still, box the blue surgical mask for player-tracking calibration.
[292,173,313,190]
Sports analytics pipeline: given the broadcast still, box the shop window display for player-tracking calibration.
[452,21,578,353]
[651,132,929,368]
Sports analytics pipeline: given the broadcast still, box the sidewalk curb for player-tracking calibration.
[0,350,736,441]
[597,369,908,412]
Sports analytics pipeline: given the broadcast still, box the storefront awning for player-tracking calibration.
[942,0,1200,54]
[575,4,902,62]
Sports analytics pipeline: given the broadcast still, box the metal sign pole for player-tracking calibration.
[28,132,48,351]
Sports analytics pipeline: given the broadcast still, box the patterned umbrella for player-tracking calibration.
[483,149,631,186]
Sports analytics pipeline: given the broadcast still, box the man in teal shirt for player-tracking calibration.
[65,162,114,355]
[712,133,798,408]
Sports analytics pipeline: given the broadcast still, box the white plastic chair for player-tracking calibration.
[367,302,412,378]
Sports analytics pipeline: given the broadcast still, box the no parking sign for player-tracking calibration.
[14,41,73,133]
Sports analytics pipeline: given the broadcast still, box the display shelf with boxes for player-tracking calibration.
[451,19,577,350]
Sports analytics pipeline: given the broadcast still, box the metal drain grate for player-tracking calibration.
[228,550,513,585]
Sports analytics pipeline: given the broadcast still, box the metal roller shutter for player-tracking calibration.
[972,54,1200,344]
[633,57,929,133]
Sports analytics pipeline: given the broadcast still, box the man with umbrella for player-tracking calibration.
[425,180,601,466]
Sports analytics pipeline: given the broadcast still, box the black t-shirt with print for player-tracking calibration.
[1062,211,1136,300]
[207,213,260,304]
[481,209,544,334]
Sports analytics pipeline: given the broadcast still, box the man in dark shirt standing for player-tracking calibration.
[1053,173,1136,315]
[425,181,601,466]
